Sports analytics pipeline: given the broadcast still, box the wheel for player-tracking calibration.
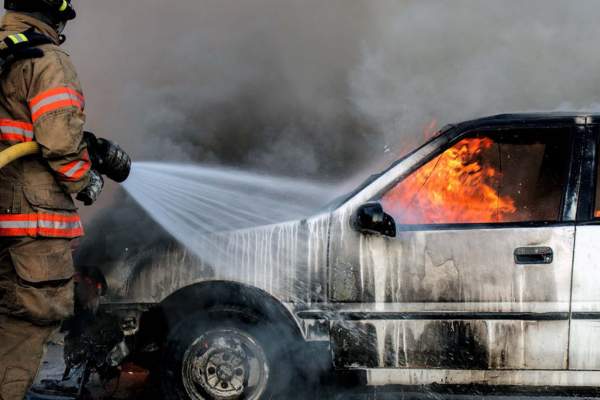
[160,307,296,400]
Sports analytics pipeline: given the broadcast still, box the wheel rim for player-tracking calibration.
[182,328,270,400]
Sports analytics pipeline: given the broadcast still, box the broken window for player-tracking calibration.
[381,129,572,225]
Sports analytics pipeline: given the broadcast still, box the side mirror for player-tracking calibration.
[351,202,396,237]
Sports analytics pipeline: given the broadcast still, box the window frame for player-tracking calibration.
[578,123,600,223]
[370,124,579,232]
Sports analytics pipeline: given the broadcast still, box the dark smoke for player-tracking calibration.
[68,0,385,177]
[62,0,600,264]
[68,0,600,169]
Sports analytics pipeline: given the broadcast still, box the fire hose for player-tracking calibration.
[0,133,131,177]
[0,141,39,169]
[0,135,131,206]
[0,142,103,205]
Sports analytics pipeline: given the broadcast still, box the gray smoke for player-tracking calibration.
[65,1,600,192]
[64,0,599,261]
[67,0,383,178]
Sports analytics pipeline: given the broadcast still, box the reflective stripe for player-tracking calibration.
[56,150,91,181]
[0,220,37,229]
[32,93,79,112]
[39,220,81,229]
[0,213,83,238]
[0,119,34,142]
[64,161,86,177]
[29,87,85,122]
[8,33,28,44]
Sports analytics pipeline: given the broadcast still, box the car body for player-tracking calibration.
[96,113,600,395]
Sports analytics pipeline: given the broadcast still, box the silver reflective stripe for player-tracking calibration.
[30,92,81,115]
[0,220,37,229]
[0,125,33,139]
[63,161,86,178]
[0,214,82,236]
[38,220,82,230]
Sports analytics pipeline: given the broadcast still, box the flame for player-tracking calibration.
[422,118,438,140]
[382,137,517,224]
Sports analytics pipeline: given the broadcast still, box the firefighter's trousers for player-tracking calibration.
[0,237,75,400]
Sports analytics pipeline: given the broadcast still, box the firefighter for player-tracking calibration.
[0,1,129,398]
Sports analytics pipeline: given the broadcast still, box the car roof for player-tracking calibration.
[329,112,594,209]
[448,112,599,132]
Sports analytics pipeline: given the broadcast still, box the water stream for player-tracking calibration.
[122,162,336,261]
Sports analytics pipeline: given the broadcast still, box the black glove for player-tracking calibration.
[76,170,104,206]
[84,132,131,183]
[0,28,53,72]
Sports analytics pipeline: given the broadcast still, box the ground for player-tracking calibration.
[86,374,600,400]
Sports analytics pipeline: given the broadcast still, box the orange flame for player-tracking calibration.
[423,118,438,140]
[382,137,517,224]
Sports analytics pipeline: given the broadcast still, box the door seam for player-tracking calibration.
[566,226,577,370]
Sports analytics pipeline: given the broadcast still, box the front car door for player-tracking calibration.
[327,116,579,384]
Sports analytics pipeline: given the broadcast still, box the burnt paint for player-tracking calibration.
[331,321,379,368]
[331,320,488,370]
[331,319,568,370]
[411,321,488,369]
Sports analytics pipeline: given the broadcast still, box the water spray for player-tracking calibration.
[121,162,336,266]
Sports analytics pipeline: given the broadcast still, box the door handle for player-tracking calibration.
[514,247,553,265]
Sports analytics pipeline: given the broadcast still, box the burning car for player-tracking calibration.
[29,113,600,399]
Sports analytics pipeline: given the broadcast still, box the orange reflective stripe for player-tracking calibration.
[0,213,81,222]
[0,227,38,236]
[56,150,91,181]
[0,119,34,142]
[29,87,85,122]
[0,213,83,238]
[30,87,84,108]
[0,213,38,236]
[37,227,84,237]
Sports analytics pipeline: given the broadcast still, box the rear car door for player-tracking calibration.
[570,120,600,370]
[328,122,578,372]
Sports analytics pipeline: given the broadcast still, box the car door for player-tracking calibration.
[570,120,600,370]
[327,123,578,372]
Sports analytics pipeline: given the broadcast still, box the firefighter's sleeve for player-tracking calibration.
[27,48,90,193]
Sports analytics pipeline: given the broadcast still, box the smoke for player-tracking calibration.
[67,0,384,178]
[348,0,600,146]
[66,0,600,178]
[66,0,600,267]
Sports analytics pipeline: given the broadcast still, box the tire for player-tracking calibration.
[160,306,297,400]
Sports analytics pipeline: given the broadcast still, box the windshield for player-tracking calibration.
[323,128,452,211]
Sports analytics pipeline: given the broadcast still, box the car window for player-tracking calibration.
[380,129,572,225]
